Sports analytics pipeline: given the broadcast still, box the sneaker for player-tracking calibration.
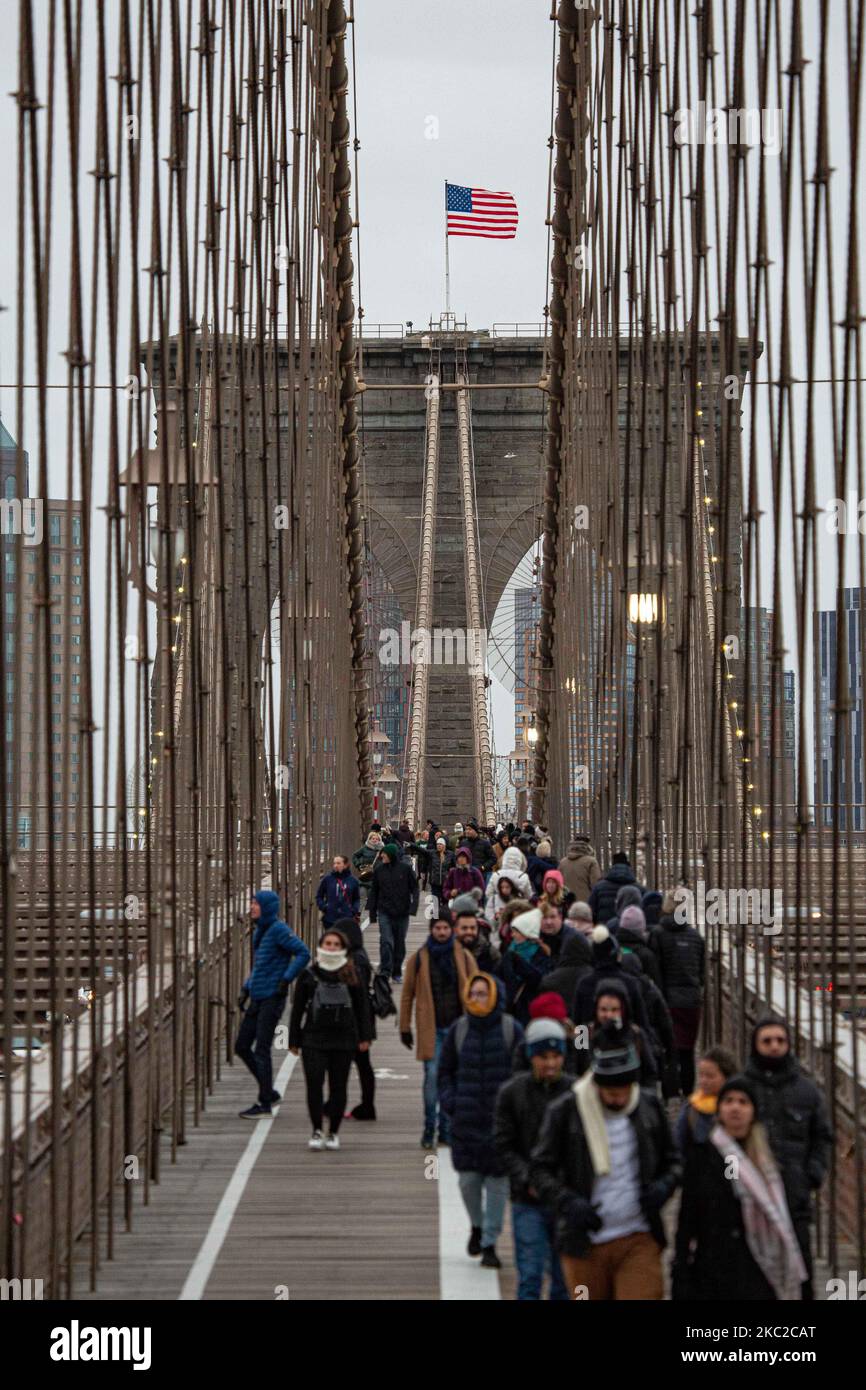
[324,1132,341,1150]
[350,1105,377,1121]
[239,1103,271,1119]
[308,1130,325,1150]
[480,1246,501,1269]
[420,1129,436,1150]
[392,974,403,984]
[270,1089,281,1104]
[467,1226,483,1257]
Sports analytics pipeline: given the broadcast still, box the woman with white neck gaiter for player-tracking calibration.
[289,929,374,1150]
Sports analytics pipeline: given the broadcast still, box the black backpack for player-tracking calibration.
[309,974,354,1030]
[370,971,397,1020]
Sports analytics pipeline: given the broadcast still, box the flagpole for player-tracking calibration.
[444,182,450,313]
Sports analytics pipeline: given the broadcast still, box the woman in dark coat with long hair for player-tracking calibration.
[673,1076,807,1301]
[289,927,373,1149]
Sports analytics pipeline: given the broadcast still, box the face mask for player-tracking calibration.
[318,947,347,972]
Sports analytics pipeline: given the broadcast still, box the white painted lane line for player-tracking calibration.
[178,1051,299,1301]
[437,1146,502,1301]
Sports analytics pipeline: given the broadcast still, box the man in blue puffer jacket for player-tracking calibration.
[235,889,310,1118]
[438,971,524,1269]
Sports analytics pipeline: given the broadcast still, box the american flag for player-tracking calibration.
[446,183,519,239]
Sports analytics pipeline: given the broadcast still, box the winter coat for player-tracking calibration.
[588,863,643,924]
[315,869,361,926]
[743,1052,833,1229]
[642,890,663,928]
[333,916,376,1042]
[412,839,432,876]
[500,942,555,1026]
[494,1071,573,1203]
[438,1001,524,1173]
[649,914,705,1009]
[558,841,602,904]
[244,892,310,1000]
[539,922,581,965]
[462,833,496,874]
[675,1101,718,1153]
[352,842,382,881]
[442,863,485,903]
[620,953,674,1066]
[541,933,593,1011]
[672,1141,776,1300]
[399,940,476,1060]
[427,847,456,892]
[288,963,373,1052]
[572,960,652,1035]
[530,1085,681,1257]
[464,934,502,975]
[616,924,663,989]
[571,976,658,1083]
[485,848,533,915]
[367,858,420,921]
[527,853,559,896]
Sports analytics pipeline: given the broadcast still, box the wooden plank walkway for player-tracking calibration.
[74,912,516,1301]
[71,909,842,1302]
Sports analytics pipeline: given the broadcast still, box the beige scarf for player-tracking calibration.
[573,1072,641,1176]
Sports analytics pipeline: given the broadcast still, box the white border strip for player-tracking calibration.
[178,1052,298,1300]
[437,1145,502,1301]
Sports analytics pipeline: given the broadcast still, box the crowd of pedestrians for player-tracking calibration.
[233,819,833,1302]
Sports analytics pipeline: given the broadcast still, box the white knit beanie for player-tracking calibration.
[512,906,542,941]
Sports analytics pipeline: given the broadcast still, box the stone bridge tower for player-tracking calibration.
[359,329,545,825]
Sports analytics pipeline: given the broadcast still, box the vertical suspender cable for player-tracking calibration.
[403,358,441,829]
[455,369,496,825]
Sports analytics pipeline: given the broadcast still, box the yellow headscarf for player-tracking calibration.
[463,971,498,1017]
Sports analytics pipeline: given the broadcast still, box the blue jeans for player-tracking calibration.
[458,1172,509,1249]
[378,911,409,978]
[511,1201,569,1300]
[422,1026,451,1139]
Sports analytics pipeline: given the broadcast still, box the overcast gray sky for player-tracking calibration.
[2,0,864,807]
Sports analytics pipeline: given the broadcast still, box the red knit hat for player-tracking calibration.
[529,991,568,1022]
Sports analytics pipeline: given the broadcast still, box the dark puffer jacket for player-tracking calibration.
[588,863,643,924]
[572,959,652,1034]
[438,1000,524,1174]
[621,952,674,1068]
[650,914,705,1008]
[542,932,593,1011]
[616,924,663,989]
[572,978,658,1085]
[744,1035,833,1232]
[494,1071,573,1203]
[530,1086,681,1257]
